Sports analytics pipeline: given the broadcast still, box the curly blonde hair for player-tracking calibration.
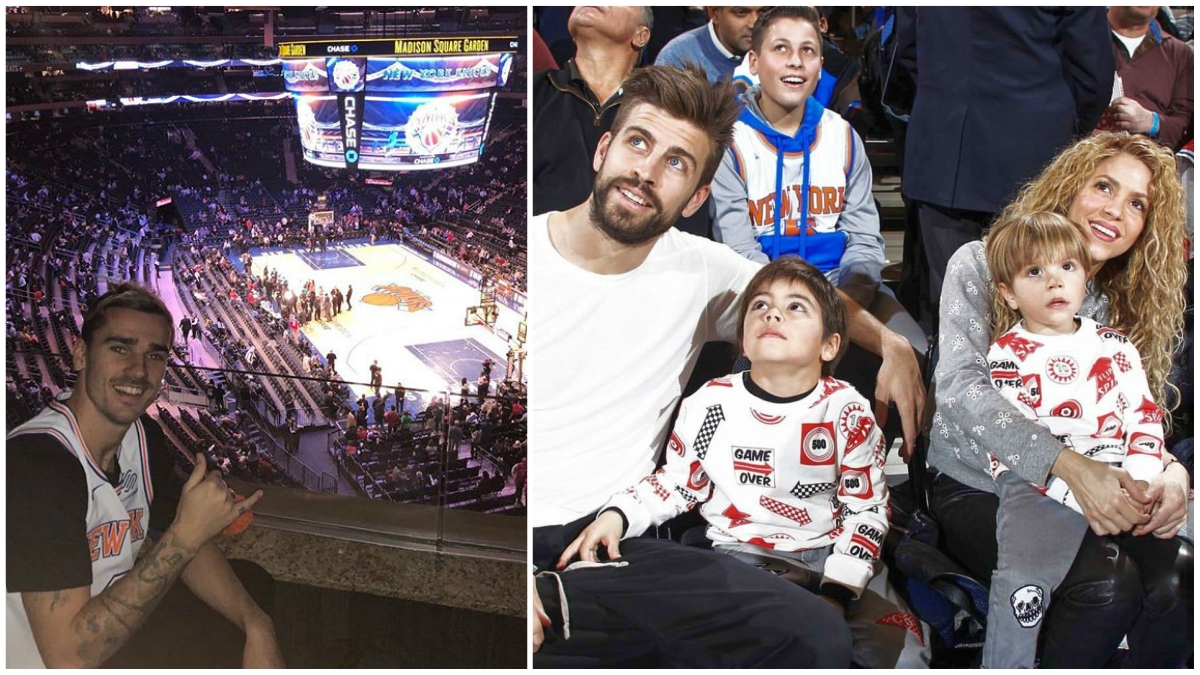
[993,132,1186,412]
[986,211,1094,341]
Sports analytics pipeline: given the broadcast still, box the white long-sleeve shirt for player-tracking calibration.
[987,317,1164,511]
[604,373,890,597]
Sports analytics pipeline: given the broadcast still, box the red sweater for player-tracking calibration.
[1112,21,1194,150]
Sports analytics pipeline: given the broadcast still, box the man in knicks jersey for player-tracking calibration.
[6,284,283,667]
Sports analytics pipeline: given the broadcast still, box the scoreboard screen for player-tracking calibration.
[296,91,496,171]
[360,92,495,170]
[282,36,516,172]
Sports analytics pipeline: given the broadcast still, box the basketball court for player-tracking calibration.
[249,241,524,409]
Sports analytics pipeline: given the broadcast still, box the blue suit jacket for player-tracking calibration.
[899,7,1114,213]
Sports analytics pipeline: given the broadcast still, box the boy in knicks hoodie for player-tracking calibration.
[710,7,926,355]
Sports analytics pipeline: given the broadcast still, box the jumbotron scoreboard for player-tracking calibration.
[280,36,520,172]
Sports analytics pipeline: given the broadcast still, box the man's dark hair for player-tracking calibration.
[80,283,175,346]
[610,64,740,188]
[750,6,823,55]
[736,256,847,377]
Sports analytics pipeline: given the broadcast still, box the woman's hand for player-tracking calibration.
[1053,451,1152,535]
[1132,460,1190,539]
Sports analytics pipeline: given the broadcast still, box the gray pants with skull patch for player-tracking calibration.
[982,469,1089,669]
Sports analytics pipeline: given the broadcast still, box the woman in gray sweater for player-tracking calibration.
[926,132,1191,668]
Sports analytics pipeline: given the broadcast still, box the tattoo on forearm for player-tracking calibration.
[72,531,198,666]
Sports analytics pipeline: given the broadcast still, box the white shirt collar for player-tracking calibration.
[707,21,739,61]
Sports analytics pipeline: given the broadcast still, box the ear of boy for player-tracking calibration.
[821,333,841,364]
[997,283,1020,310]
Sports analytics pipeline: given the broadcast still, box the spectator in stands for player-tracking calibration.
[725,9,873,136]
[372,396,385,428]
[383,406,400,433]
[286,414,299,454]
[393,381,405,414]
[930,133,1191,667]
[511,455,526,507]
[448,421,464,452]
[530,64,922,666]
[476,374,490,406]
[656,7,763,84]
[6,283,282,668]
[325,349,337,375]
[354,396,368,428]
[532,6,652,216]
[369,360,382,396]
[898,7,1115,323]
[1099,6,1194,151]
[712,7,927,363]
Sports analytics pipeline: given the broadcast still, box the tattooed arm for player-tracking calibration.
[21,453,262,668]
[21,530,200,668]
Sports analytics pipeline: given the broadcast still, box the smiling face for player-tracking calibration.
[748,17,822,118]
[71,307,171,430]
[997,255,1088,335]
[588,103,712,245]
[1066,154,1151,268]
[742,279,840,380]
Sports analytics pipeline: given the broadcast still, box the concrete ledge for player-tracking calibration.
[215,481,526,617]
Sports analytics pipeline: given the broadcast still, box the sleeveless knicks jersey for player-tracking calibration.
[6,401,155,668]
[727,104,855,269]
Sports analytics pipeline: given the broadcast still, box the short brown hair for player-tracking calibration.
[750,6,823,55]
[610,64,741,187]
[81,283,175,346]
[736,257,847,377]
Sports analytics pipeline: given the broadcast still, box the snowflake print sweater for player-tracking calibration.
[602,372,890,597]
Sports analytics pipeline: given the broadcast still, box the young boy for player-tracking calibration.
[711,5,926,373]
[560,258,929,668]
[985,211,1165,510]
[711,8,885,307]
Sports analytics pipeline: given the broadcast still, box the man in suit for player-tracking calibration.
[897,7,1114,320]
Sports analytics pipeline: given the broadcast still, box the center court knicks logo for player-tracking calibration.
[362,284,433,311]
